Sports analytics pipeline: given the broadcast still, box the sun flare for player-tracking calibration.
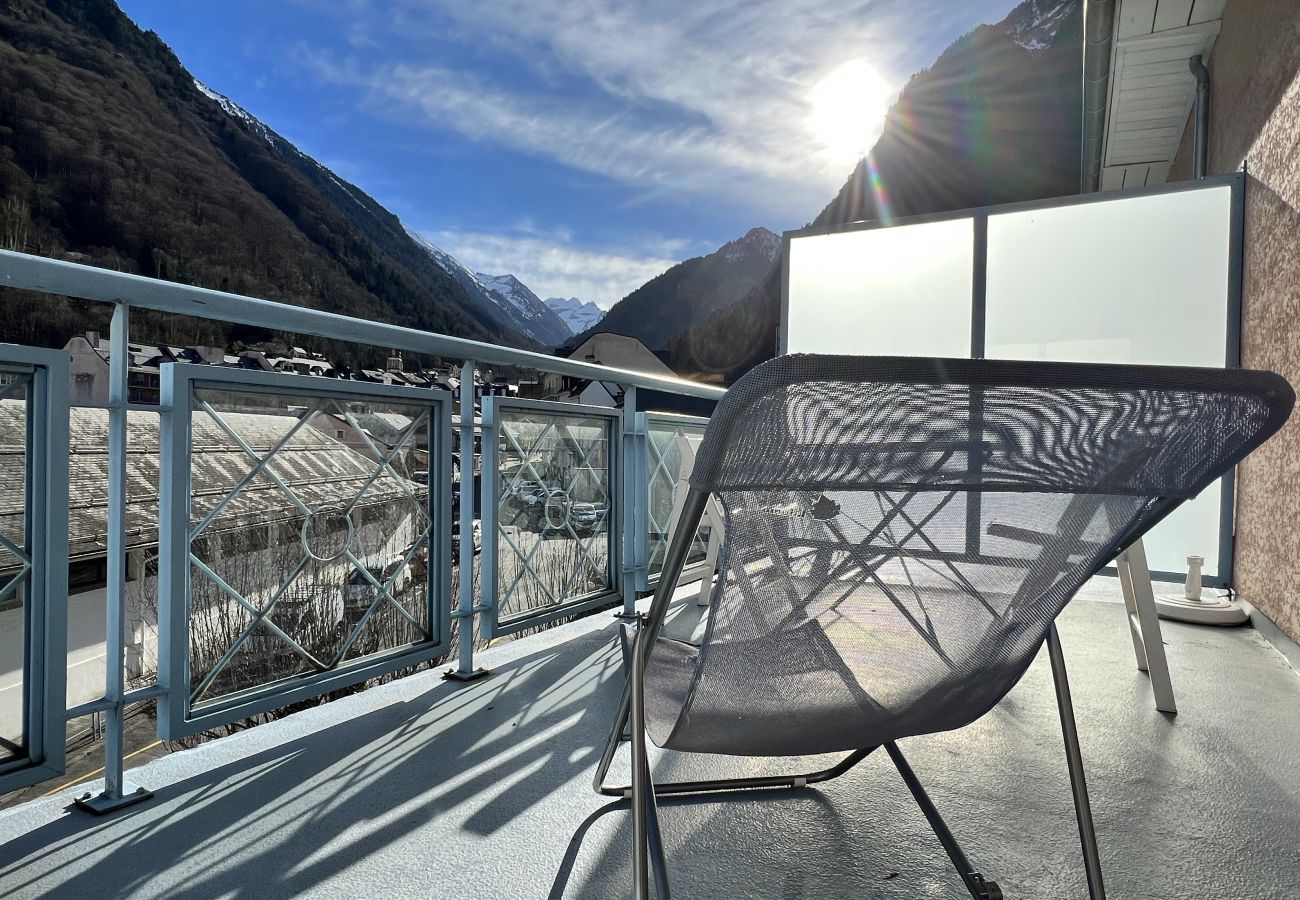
[807,59,892,168]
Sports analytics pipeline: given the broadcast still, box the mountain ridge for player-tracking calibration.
[572,226,780,352]
[474,271,573,346]
[189,78,555,348]
[0,0,542,357]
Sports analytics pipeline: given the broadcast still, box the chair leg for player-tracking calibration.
[630,614,671,899]
[1116,541,1177,714]
[885,742,1002,900]
[1047,624,1107,900]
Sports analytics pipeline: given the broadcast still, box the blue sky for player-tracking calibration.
[118,0,1019,307]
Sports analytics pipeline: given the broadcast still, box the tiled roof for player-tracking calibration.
[345,412,416,444]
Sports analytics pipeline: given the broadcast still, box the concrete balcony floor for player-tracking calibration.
[2,577,1299,899]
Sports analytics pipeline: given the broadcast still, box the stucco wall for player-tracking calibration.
[1233,72,1300,641]
[1169,0,1300,640]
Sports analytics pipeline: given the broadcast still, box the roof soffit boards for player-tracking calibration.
[1100,0,1227,191]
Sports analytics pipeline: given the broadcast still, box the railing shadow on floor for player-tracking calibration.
[0,619,629,899]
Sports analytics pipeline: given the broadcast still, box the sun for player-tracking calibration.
[807,59,892,168]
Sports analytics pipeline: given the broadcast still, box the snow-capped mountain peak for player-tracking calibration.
[722,227,780,264]
[475,273,543,317]
[404,227,480,287]
[545,297,606,335]
[400,229,573,347]
[1006,0,1072,52]
[194,78,374,215]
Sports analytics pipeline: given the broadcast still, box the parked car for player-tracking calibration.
[511,479,546,500]
[451,519,483,562]
[513,486,607,536]
[517,486,568,532]
[566,501,608,534]
[344,556,411,603]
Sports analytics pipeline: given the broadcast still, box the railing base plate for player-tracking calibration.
[74,782,153,815]
[443,667,490,682]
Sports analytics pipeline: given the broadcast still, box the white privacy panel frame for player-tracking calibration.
[780,173,1244,585]
[782,217,976,357]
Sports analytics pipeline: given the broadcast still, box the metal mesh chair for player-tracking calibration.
[593,354,1293,900]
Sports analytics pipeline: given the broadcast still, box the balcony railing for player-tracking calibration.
[0,247,724,809]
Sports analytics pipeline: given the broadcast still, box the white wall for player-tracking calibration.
[0,584,112,744]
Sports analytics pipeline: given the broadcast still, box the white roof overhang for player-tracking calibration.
[1099,0,1227,190]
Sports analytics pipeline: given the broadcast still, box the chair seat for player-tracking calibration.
[645,581,1035,757]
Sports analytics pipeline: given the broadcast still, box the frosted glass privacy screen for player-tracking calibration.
[985,184,1235,577]
[784,218,974,356]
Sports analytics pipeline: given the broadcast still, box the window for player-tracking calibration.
[69,558,108,594]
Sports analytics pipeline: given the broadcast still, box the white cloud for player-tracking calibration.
[296,0,1018,209]
[423,228,690,309]
[298,51,830,212]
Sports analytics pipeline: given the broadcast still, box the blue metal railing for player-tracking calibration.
[0,247,723,807]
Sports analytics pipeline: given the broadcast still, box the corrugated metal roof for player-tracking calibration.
[0,402,422,567]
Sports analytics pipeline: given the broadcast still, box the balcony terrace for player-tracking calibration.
[2,577,1299,899]
[1,144,1299,900]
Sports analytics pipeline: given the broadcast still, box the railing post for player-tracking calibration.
[620,385,642,616]
[633,412,650,596]
[76,302,152,813]
[445,359,487,682]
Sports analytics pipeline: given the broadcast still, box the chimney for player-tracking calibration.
[386,351,404,373]
[86,330,101,348]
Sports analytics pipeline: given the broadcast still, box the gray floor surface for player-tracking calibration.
[1,577,1299,899]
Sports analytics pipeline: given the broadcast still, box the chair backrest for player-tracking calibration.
[649,355,1292,756]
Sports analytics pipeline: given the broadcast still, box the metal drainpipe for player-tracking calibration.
[1081,0,1117,193]
[1189,55,1210,178]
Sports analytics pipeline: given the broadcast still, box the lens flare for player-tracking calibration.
[865,153,893,225]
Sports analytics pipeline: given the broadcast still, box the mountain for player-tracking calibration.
[545,297,605,335]
[197,83,545,349]
[813,0,1081,228]
[397,224,568,347]
[0,0,533,361]
[475,273,573,347]
[666,0,1083,380]
[575,227,780,352]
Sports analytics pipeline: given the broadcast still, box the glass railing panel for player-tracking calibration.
[158,366,451,738]
[0,345,69,796]
[485,399,617,634]
[645,416,710,582]
[0,370,31,765]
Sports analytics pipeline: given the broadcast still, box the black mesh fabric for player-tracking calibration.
[644,355,1292,756]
